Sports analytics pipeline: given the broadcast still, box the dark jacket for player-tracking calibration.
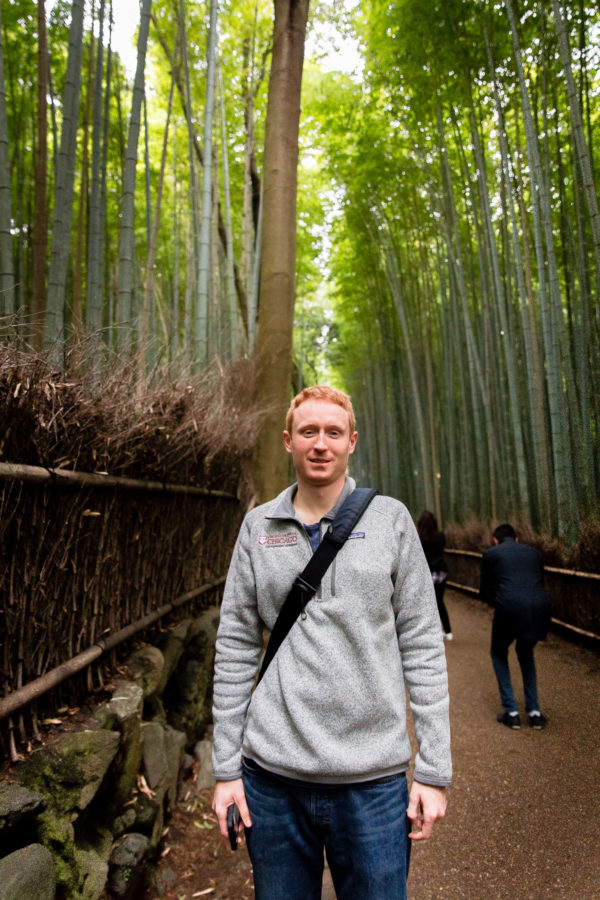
[421,531,447,573]
[479,537,551,641]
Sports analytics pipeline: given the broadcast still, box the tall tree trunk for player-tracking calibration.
[470,108,530,518]
[248,180,263,352]
[73,10,96,335]
[551,0,600,321]
[485,27,552,532]
[140,75,174,377]
[252,0,310,502]
[170,121,180,363]
[116,0,152,354]
[87,0,106,337]
[504,0,577,540]
[0,1,15,316]
[45,0,85,359]
[99,3,113,340]
[32,0,48,345]
[154,5,249,337]
[242,37,253,296]
[217,60,238,359]
[196,0,219,370]
[175,0,199,365]
[382,225,434,510]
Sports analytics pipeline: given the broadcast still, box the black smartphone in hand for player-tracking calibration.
[227,802,240,851]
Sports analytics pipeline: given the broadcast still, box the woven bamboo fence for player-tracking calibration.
[0,345,259,761]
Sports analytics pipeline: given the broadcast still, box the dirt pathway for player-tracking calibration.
[407,592,600,899]
[148,592,600,899]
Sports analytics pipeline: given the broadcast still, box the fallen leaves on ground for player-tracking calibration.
[145,783,254,900]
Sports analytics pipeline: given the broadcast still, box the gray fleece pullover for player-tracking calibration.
[212,478,452,787]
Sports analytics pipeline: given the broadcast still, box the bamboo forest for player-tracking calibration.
[1,0,600,546]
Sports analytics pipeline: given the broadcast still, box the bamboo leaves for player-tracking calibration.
[321,0,599,540]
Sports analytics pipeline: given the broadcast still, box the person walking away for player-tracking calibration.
[479,523,551,730]
[211,385,452,900]
[417,510,453,641]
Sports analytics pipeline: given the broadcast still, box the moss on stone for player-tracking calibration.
[18,731,120,818]
[35,809,81,897]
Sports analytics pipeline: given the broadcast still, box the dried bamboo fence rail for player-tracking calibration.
[0,463,243,760]
[0,577,225,723]
[0,462,238,498]
[445,548,600,642]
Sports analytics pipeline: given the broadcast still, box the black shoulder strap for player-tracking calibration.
[256,487,378,685]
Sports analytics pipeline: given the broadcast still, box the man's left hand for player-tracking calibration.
[407,782,447,841]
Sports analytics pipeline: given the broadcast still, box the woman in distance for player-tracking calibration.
[417,510,453,641]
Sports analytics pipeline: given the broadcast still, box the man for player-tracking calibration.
[211,385,452,899]
[480,523,551,730]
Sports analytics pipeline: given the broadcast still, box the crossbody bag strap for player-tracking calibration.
[256,487,378,685]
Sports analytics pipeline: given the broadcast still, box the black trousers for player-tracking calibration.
[434,581,452,634]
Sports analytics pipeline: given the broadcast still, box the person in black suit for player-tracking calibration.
[479,523,551,730]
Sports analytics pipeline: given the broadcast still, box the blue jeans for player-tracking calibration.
[242,760,411,900]
[491,616,540,713]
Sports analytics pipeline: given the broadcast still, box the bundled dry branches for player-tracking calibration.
[445,513,600,573]
[0,340,263,492]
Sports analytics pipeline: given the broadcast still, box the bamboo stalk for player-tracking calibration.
[543,565,600,581]
[0,462,238,499]
[0,577,225,722]
[445,548,483,558]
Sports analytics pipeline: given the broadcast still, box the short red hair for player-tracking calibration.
[285,385,356,434]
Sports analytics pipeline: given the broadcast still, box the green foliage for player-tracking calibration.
[1,0,277,361]
[3,0,599,541]
[303,0,600,541]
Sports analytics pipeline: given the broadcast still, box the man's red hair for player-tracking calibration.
[285,385,356,434]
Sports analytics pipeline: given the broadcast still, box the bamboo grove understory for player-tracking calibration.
[0,0,599,543]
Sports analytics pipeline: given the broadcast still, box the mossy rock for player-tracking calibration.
[17,730,120,818]
[108,832,151,899]
[163,727,186,809]
[163,618,216,740]
[35,809,80,897]
[0,782,47,833]
[106,679,144,811]
[0,843,56,900]
[155,620,193,695]
[141,721,169,792]
[74,847,109,900]
[34,808,112,898]
[125,646,165,698]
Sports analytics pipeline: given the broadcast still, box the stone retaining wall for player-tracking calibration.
[0,606,220,900]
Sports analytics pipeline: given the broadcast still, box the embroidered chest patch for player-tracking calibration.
[258,532,298,546]
[347,531,366,540]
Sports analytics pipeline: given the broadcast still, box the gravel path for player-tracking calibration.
[151,590,600,899]
[403,591,600,900]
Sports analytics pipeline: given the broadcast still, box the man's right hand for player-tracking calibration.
[212,778,252,842]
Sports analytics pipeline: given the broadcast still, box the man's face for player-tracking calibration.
[283,399,358,488]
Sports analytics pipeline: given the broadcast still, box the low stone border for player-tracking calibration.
[0,606,219,900]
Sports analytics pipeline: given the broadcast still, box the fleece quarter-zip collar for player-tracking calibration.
[266,476,355,524]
